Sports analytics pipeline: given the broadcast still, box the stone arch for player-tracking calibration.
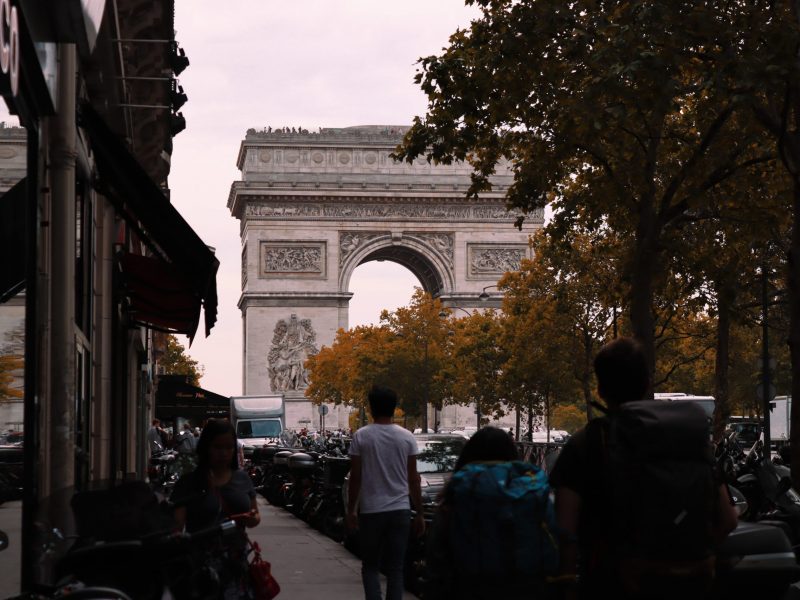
[338,233,454,298]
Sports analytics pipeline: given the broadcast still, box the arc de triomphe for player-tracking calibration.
[228,126,543,430]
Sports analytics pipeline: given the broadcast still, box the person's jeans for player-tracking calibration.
[358,509,411,600]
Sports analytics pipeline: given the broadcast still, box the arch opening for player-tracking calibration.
[348,261,420,328]
[339,236,453,299]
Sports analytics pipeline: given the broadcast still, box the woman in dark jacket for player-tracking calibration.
[172,419,260,599]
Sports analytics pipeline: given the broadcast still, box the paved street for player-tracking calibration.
[0,497,414,600]
[251,498,416,600]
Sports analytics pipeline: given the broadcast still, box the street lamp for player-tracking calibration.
[478,285,499,301]
[439,306,472,318]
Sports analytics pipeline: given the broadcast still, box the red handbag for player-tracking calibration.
[249,540,280,600]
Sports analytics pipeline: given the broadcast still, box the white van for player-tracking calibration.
[654,393,715,420]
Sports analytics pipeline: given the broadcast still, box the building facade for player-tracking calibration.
[0,2,218,588]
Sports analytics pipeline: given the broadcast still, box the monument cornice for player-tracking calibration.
[239,291,354,310]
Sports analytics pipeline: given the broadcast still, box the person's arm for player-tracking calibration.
[713,482,738,543]
[408,455,425,537]
[243,495,261,528]
[346,455,362,531]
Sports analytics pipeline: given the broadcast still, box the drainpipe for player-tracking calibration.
[48,44,77,497]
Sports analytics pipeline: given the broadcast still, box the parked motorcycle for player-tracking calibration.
[264,449,295,506]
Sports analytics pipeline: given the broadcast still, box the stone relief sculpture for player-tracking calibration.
[407,232,454,267]
[470,247,526,275]
[339,232,387,266]
[244,201,538,222]
[246,203,323,217]
[268,314,319,392]
[263,245,322,273]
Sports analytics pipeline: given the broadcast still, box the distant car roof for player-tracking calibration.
[414,433,466,442]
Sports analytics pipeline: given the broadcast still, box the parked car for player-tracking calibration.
[414,434,466,510]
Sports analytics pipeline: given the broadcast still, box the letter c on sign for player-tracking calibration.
[0,0,9,76]
[0,0,18,97]
[8,4,17,97]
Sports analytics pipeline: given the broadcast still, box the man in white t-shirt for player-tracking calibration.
[347,385,424,600]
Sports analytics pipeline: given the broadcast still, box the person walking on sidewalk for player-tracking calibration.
[346,385,425,600]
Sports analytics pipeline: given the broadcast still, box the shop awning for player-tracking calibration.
[156,376,230,421]
[79,103,218,341]
[0,178,27,303]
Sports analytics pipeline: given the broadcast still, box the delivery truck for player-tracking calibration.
[230,395,284,455]
[771,395,791,443]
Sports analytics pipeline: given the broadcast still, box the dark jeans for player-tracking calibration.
[358,509,411,600]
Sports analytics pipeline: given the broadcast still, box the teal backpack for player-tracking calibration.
[447,461,559,580]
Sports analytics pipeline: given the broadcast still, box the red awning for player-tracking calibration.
[119,253,202,335]
[80,103,218,341]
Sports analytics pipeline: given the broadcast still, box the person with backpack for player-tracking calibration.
[549,337,738,600]
[424,427,558,599]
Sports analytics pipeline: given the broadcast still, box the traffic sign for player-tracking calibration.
[318,404,329,416]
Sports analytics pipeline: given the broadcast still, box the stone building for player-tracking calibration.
[229,126,542,430]
[0,2,218,588]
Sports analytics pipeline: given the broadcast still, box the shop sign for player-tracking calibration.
[0,0,18,97]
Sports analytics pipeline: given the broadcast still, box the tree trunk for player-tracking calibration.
[713,283,733,441]
[629,225,658,395]
[582,330,594,421]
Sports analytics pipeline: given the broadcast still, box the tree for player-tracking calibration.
[500,227,618,422]
[0,322,24,401]
[305,325,396,414]
[0,354,23,400]
[444,310,508,426]
[396,0,777,389]
[158,334,204,386]
[550,404,586,434]
[380,289,452,430]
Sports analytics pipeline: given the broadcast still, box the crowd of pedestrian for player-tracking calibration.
[157,336,740,600]
[345,337,738,600]
[147,418,201,457]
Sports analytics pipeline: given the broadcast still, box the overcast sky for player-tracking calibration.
[167,1,479,395]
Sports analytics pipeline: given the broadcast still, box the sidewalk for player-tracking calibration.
[251,497,416,600]
[0,497,416,600]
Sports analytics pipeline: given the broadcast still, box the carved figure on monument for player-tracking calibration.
[408,232,454,266]
[339,231,386,266]
[268,315,319,392]
[263,246,322,273]
[471,248,526,274]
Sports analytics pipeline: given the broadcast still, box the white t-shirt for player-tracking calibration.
[349,424,418,514]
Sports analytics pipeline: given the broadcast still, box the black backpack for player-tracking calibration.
[587,400,717,589]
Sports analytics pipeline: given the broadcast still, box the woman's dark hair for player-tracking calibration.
[368,384,398,418]
[195,419,238,473]
[454,427,518,472]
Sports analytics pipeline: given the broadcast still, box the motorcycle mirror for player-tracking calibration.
[0,530,8,552]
